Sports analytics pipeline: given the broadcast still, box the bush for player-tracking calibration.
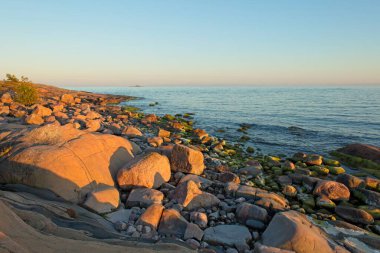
[15,82,38,106]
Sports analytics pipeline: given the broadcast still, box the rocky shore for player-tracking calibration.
[0,81,379,253]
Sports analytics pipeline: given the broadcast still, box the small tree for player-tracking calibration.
[5,73,19,82]
[4,74,38,106]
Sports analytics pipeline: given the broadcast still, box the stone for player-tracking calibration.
[253,243,295,253]
[184,223,204,241]
[126,188,164,208]
[117,152,171,189]
[136,204,164,230]
[1,92,13,104]
[85,111,101,120]
[86,119,101,132]
[170,180,220,210]
[254,192,289,211]
[158,209,189,237]
[313,180,350,201]
[236,203,268,224]
[246,219,266,230]
[365,177,380,190]
[353,188,380,207]
[105,209,132,224]
[0,124,140,203]
[281,160,295,171]
[158,128,171,138]
[178,174,213,187]
[282,185,297,197]
[83,186,119,214]
[33,105,52,117]
[61,94,75,104]
[147,137,163,147]
[304,154,323,166]
[203,225,252,250]
[262,210,345,253]
[0,105,10,116]
[336,174,365,190]
[190,212,208,228]
[122,126,143,137]
[218,172,240,184]
[335,205,374,225]
[327,166,345,175]
[316,195,336,209]
[239,166,263,177]
[25,114,44,125]
[170,144,205,175]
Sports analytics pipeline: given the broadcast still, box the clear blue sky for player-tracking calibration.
[1,0,379,86]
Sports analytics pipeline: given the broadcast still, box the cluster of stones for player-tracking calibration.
[1,90,379,253]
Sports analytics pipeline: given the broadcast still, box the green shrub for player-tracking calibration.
[15,82,38,105]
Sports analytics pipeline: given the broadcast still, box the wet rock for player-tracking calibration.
[117,152,171,189]
[239,165,263,177]
[327,166,345,175]
[282,185,297,197]
[316,195,336,209]
[236,203,268,223]
[136,204,164,230]
[335,205,374,225]
[337,143,380,164]
[281,160,295,171]
[83,186,119,214]
[313,180,350,201]
[353,188,380,207]
[170,180,220,210]
[262,210,346,253]
[304,154,323,166]
[365,177,380,191]
[203,225,252,251]
[171,144,205,175]
[336,174,365,190]
[126,188,164,208]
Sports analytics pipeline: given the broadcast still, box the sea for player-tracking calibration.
[71,86,380,157]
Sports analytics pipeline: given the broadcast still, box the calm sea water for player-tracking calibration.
[72,86,380,156]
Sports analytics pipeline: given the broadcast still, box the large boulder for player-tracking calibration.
[170,180,220,210]
[33,105,52,117]
[0,124,140,203]
[170,144,205,175]
[203,225,252,251]
[313,180,350,201]
[262,211,347,253]
[337,143,380,164]
[335,205,374,225]
[117,152,171,189]
[1,92,13,104]
[336,174,365,190]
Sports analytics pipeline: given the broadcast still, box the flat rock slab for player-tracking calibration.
[203,225,252,249]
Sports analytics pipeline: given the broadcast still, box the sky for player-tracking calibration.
[0,0,379,87]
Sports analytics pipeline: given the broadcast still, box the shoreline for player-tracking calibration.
[0,81,380,252]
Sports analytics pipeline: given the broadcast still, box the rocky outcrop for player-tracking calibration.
[117,152,171,189]
[0,123,140,203]
[337,143,380,164]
